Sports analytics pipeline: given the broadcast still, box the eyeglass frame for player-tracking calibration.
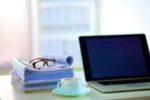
[29,58,56,70]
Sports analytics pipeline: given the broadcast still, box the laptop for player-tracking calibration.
[79,34,150,93]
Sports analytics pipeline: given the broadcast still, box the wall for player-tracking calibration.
[100,0,150,46]
[1,0,150,68]
[0,0,30,68]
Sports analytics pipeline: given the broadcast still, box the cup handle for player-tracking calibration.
[57,82,62,88]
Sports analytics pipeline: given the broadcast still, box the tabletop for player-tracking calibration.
[0,71,150,100]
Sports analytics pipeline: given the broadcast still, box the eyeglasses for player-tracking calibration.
[29,58,55,70]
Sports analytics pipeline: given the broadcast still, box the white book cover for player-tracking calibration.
[11,57,73,72]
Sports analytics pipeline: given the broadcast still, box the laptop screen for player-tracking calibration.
[79,34,150,82]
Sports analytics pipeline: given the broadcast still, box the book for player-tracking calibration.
[10,56,74,91]
[12,79,57,92]
[11,58,73,72]
[11,57,74,82]
[11,70,60,84]
[12,68,74,82]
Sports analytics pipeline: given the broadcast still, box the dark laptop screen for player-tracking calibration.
[79,34,150,81]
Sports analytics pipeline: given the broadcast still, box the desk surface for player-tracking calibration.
[0,72,150,100]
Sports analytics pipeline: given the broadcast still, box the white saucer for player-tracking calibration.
[52,87,91,96]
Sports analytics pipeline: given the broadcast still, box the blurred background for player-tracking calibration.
[0,0,150,72]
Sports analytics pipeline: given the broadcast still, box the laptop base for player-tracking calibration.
[88,81,150,93]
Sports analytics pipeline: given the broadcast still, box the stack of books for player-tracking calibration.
[10,56,74,92]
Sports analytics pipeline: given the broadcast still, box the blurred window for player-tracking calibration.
[31,0,98,67]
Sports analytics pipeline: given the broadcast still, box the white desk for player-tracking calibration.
[0,72,150,100]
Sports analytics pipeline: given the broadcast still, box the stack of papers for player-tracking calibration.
[10,55,74,92]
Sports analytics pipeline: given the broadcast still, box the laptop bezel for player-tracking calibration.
[79,34,150,83]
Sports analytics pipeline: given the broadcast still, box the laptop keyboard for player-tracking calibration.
[98,80,150,85]
[98,82,125,85]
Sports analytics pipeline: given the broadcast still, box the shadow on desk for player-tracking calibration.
[0,67,11,75]
[51,93,91,100]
